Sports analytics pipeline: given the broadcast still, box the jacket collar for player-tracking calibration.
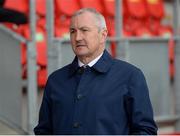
[68,50,114,76]
[69,56,79,77]
[92,50,113,73]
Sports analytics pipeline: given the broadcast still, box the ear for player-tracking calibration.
[100,28,108,43]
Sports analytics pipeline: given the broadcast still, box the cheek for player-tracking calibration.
[70,38,75,46]
[88,34,99,44]
[92,35,101,46]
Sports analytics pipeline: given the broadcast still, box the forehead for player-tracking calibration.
[70,12,98,28]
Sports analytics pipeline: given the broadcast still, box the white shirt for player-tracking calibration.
[78,53,103,67]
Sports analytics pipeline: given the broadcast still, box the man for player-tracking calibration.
[34,8,157,135]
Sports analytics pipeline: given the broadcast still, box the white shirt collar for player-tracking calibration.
[78,53,103,67]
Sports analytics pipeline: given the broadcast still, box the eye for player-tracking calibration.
[82,29,88,32]
[70,29,76,34]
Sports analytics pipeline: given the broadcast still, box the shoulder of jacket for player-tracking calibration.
[113,59,140,71]
[48,64,71,79]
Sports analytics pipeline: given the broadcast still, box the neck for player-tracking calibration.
[78,50,104,65]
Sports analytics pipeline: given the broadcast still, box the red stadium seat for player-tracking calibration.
[79,0,104,14]
[145,0,172,36]
[124,0,153,37]
[103,0,128,17]
[2,22,19,33]
[103,0,115,36]
[4,0,28,15]
[103,0,116,57]
[20,42,27,66]
[158,25,172,37]
[103,0,133,57]
[103,0,115,17]
[145,0,164,35]
[125,17,142,34]
[55,0,80,16]
[19,24,47,87]
[36,0,46,17]
[21,26,47,66]
[20,37,27,80]
[135,26,153,37]
[37,17,46,30]
[125,0,147,18]
[37,67,47,88]
[54,0,80,37]
[103,0,133,37]
[145,0,164,19]
[105,16,115,36]
[55,24,70,38]
[168,38,175,82]
[36,28,47,66]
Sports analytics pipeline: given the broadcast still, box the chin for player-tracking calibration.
[74,50,88,56]
[76,53,88,57]
[75,51,89,57]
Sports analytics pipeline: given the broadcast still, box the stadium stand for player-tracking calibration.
[54,0,80,37]
[19,23,47,87]
[145,0,172,37]
[103,0,133,37]
[0,0,175,87]
[79,0,104,14]
[3,0,29,15]
[103,0,115,36]
[1,0,180,134]
[102,0,116,57]
[0,0,48,87]
[0,0,28,25]
[168,37,175,82]
[36,0,46,33]
[36,0,46,17]
[125,0,152,37]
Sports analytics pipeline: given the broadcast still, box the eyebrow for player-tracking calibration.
[70,26,91,30]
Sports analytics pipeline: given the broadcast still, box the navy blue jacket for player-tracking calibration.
[34,50,157,135]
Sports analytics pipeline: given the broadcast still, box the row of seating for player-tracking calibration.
[1,0,47,87]
[54,0,172,38]
[2,0,173,37]
[1,0,175,88]
[19,24,47,88]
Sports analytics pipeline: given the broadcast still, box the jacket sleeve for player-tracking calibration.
[125,68,158,135]
[34,77,52,135]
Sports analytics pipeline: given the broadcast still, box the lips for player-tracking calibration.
[76,44,86,47]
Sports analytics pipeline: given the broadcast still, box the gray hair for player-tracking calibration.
[71,8,107,31]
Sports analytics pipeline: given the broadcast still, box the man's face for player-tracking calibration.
[70,12,107,59]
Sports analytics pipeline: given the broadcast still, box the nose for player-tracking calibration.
[75,30,83,41]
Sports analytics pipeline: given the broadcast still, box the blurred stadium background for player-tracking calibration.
[0,0,180,134]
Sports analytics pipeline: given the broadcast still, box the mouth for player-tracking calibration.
[76,44,86,48]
